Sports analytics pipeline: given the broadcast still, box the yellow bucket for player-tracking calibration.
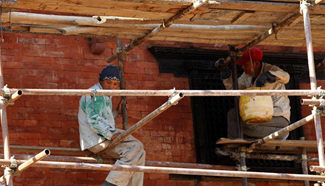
[239,87,273,125]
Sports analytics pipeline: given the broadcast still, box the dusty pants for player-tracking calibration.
[227,108,289,140]
[88,130,145,186]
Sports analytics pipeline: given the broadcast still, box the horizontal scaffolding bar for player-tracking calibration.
[0,149,50,183]
[1,89,323,97]
[301,99,325,106]
[0,159,324,181]
[0,154,235,170]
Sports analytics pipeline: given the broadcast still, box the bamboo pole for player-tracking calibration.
[247,114,315,152]
[301,0,325,168]
[96,93,183,151]
[106,0,209,63]
[0,88,323,97]
[0,159,323,182]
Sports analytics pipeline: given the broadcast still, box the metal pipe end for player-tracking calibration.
[44,149,51,156]
[179,93,184,98]
[17,90,22,95]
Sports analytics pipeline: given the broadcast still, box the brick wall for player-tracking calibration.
[0,32,319,186]
[0,32,197,186]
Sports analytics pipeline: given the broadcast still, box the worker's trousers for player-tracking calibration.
[227,108,289,140]
[88,129,145,186]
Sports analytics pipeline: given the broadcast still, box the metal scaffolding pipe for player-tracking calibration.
[301,99,325,106]
[9,90,22,103]
[310,166,325,173]
[315,0,324,6]
[0,149,50,183]
[247,114,315,152]
[0,159,324,182]
[1,88,323,97]
[16,149,50,172]
[0,46,12,186]
[0,154,235,170]
[301,0,325,167]
[100,93,184,150]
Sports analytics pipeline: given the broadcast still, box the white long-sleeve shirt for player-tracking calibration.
[223,63,291,122]
[78,83,116,151]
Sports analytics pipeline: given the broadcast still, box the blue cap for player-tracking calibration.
[99,65,120,81]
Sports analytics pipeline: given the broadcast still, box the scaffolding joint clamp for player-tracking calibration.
[313,107,325,116]
[318,87,325,99]
[300,0,313,14]
[116,47,123,54]
[8,156,17,171]
[3,85,10,100]
[168,88,183,105]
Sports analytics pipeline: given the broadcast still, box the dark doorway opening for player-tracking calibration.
[149,46,325,172]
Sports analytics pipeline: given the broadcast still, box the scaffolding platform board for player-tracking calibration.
[216,138,322,153]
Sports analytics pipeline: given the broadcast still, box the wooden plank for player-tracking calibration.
[156,30,256,40]
[6,1,176,19]
[149,35,244,45]
[17,0,188,13]
[231,11,255,24]
[216,138,325,148]
[29,27,62,34]
[209,1,325,15]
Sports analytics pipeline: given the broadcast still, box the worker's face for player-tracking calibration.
[241,60,259,77]
[100,79,120,90]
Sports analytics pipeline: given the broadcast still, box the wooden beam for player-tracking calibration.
[106,0,210,63]
[239,13,300,52]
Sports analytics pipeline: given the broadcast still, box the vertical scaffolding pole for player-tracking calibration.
[229,47,247,186]
[300,137,310,186]
[0,48,13,185]
[116,39,129,129]
[301,1,325,168]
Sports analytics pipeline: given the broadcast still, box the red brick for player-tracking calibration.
[1,32,317,186]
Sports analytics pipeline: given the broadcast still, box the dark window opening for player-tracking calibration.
[149,46,325,173]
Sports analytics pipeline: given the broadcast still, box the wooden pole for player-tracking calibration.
[239,13,300,52]
[106,0,209,63]
[117,39,129,129]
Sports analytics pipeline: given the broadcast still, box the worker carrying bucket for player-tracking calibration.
[219,47,291,139]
